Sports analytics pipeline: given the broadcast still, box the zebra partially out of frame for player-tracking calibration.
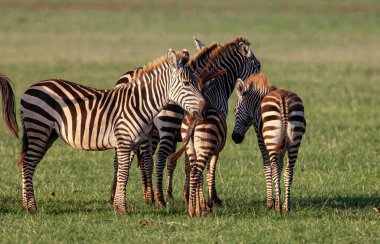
[16,49,205,214]
[232,73,306,214]
[113,41,223,208]
[169,37,262,217]
[0,74,19,138]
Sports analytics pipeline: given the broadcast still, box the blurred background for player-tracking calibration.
[0,0,379,242]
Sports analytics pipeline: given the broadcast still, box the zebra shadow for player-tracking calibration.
[208,194,379,217]
[0,197,111,215]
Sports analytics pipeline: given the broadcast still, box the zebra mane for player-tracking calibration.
[196,37,250,87]
[209,36,250,64]
[115,51,189,88]
[189,42,220,69]
[139,51,188,77]
[246,73,277,92]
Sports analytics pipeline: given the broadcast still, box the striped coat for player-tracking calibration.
[169,37,262,217]
[17,49,205,214]
[232,73,306,214]
[115,41,224,208]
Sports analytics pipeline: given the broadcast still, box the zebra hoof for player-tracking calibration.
[266,200,274,210]
[156,200,166,208]
[113,204,128,214]
[165,192,174,203]
[27,206,37,214]
[209,197,223,207]
[283,205,290,214]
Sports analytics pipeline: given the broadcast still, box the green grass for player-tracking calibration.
[0,0,379,243]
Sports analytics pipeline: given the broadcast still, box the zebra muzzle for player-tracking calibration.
[232,131,244,144]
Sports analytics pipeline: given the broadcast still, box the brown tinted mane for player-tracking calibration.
[138,51,187,77]
[208,37,249,65]
[199,37,250,83]
[245,73,277,91]
[140,55,168,75]
[189,42,220,68]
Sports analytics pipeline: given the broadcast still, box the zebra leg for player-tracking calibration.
[283,147,299,213]
[183,151,192,205]
[255,128,274,210]
[189,152,211,217]
[113,142,133,214]
[140,141,154,204]
[154,136,175,208]
[259,145,273,210]
[165,140,178,203]
[110,149,136,205]
[188,164,199,217]
[110,149,118,205]
[140,140,154,204]
[22,129,58,213]
[270,152,282,215]
[206,154,223,207]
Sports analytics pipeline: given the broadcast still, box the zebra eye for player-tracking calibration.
[183,80,190,86]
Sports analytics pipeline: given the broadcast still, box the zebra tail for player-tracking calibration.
[16,126,28,168]
[0,73,19,138]
[279,96,288,149]
[167,118,198,166]
[136,149,142,168]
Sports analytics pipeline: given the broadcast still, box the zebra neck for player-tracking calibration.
[203,72,235,117]
[123,67,170,120]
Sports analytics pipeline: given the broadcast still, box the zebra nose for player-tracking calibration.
[232,131,244,144]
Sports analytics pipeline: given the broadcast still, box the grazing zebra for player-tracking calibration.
[16,49,205,214]
[169,37,262,217]
[114,40,224,208]
[0,74,19,138]
[232,73,306,214]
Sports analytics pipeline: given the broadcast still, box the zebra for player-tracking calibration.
[232,73,306,214]
[113,40,223,208]
[16,49,205,214]
[169,37,262,217]
[0,74,19,138]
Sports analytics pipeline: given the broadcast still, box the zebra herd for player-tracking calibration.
[0,36,305,217]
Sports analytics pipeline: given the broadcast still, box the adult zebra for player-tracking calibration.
[232,73,306,214]
[17,49,205,214]
[113,41,223,208]
[0,74,19,138]
[169,37,262,217]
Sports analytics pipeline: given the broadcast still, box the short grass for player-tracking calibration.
[0,0,379,243]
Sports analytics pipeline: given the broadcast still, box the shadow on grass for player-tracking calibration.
[1,194,378,216]
[0,195,189,216]
[217,194,380,214]
[0,196,113,215]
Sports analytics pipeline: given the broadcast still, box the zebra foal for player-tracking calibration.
[232,73,306,214]
[16,49,205,214]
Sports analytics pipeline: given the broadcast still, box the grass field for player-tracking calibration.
[0,0,379,243]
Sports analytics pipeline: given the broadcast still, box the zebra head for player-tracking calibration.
[232,78,254,144]
[167,49,205,120]
[236,39,261,81]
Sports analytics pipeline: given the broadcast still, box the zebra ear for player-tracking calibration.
[235,78,245,96]
[167,49,179,69]
[179,49,190,66]
[193,36,206,50]
[239,42,253,58]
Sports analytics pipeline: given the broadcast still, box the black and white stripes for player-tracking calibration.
[232,73,306,214]
[17,49,205,214]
